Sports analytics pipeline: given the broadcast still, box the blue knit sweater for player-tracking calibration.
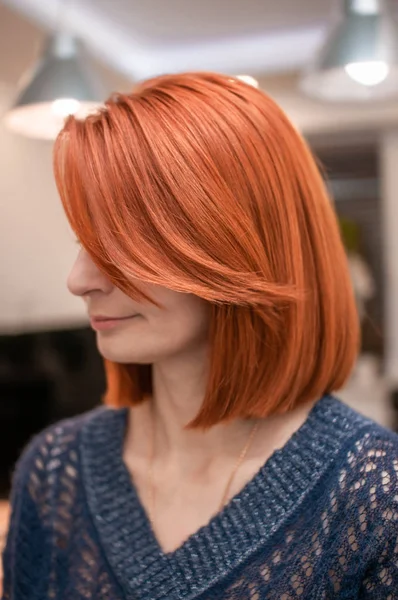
[2,395,398,599]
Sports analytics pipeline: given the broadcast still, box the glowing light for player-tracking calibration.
[51,98,81,117]
[236,75,259,88]
[345,61,389,86]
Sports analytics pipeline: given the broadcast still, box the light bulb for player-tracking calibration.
[51,98,81,117]
[236,75,259,88]
[345,61,389,86]
[350,0,380,15]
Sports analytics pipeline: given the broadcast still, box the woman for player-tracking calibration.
[2,72,398,599]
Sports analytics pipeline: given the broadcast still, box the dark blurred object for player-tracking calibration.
[0,374,53,494]
[392,389,398,431]
[340,216,360,253]
[0,327,105,498]
[313,139,383,358]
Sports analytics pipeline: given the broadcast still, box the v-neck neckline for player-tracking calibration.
[80,395,368,600]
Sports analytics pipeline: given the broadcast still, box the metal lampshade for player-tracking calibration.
[4,33,106,140]
[300,0,398,102]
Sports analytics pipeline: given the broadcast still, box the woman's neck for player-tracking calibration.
[124,351,316,477]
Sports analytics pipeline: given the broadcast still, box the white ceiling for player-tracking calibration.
[2,0,340,80]
[4,0,398,82]
[74,0,334,45]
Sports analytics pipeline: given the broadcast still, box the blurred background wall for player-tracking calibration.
[1,0,398,505]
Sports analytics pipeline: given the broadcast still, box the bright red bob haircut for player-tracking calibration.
[53,72,360,429]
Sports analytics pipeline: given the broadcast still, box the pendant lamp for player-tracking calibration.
[4,32,106,139]
[300,0,398,102]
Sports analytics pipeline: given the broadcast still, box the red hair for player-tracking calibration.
[53,72,360,428]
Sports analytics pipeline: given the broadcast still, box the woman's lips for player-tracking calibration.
[90,315,139,331]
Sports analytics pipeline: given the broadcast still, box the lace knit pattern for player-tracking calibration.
[2,396,398,600]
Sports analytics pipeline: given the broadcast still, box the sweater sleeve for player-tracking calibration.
[357,445,398,599]
[1,434,52,600]
[358,527,398,598]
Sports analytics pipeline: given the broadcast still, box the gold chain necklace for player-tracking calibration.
[147,412,260,528]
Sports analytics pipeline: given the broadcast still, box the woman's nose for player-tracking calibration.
[67,248,113,298]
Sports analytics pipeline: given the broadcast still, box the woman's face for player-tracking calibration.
[67,248,210,364]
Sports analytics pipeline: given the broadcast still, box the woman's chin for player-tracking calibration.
[95,339,153,365]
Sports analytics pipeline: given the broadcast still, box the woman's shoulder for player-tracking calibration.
[315,400,398,591]
[333,396,398,458]
[328,396,398,485]
[289,396,398,532]
[341,414,398,497]
[324,398,398,536]
[11,405,120,496]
